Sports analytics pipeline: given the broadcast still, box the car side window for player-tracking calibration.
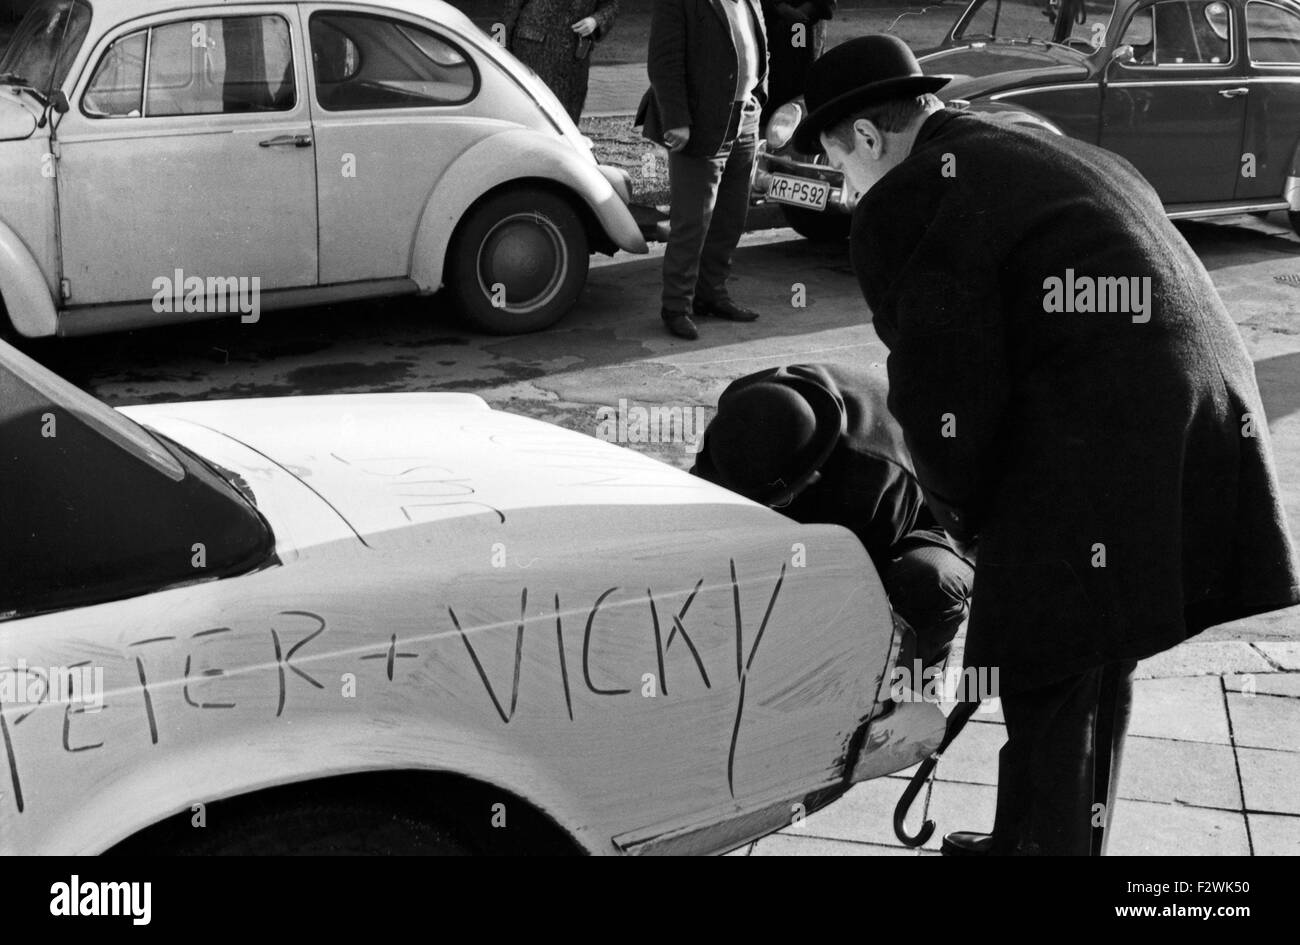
[82,15,295,119]
[1247,0,1300,62]
[309,12,477,111]
[1118,0,1233,64]
[83,29,146,117]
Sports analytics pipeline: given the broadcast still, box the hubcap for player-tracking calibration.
[477,213,568,315]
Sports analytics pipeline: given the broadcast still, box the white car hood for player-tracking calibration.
[123,393,752,548]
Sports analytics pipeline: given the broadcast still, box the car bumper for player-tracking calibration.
[752,148,853,215]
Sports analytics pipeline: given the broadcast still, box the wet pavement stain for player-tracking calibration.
[282,361,416,393]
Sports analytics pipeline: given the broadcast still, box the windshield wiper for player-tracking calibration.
[0,74,50,105]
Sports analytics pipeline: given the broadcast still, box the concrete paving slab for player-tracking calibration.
[1247,813,1300,855]
[785,777,908,848]
[753,834,919,856]
[916,780,1000,851]
[933,716,1005,787]
[1238,746,1300,815]
[1135,641,1274,679]
[1117,736,1241,809]
[1108,799,1251,856]
[1225,672,1300,697]
[1256,642,1300,671]
[1227,691,1300,751]
[1129,677,1232,744]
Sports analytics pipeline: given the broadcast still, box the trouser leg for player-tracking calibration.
[991,666,1104,856]
[662,148,727,314]
[883,541,974,669]
[695,100,759,304]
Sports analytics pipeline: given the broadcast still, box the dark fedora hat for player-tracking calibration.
[694,374,846,508]
[792,34,950,154]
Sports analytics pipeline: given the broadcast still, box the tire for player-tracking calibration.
[1288,210,1300,236]
[447,187,589,335]
[780,204,851,243]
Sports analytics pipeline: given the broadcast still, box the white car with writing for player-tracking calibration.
[0,0,646,339]
[0,339,948,854]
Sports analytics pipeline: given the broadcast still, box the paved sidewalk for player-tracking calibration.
[730,638,1300,855]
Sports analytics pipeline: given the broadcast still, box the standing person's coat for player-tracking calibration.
[851,108,1300,691]
[638,0,769,158]
[503,0,620,123]
[759,0,834,125]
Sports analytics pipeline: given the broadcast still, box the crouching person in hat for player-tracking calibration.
[691,362,974,669]
[792,35,1300,855]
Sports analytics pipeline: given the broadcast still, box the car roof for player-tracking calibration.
[95,0,475,31]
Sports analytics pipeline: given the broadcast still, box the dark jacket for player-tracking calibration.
[638,0,769,157]
[691,362,958,578]
[851,108,1300,689]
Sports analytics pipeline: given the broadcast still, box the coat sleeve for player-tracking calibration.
[592,0,620,39]
[648,0,693,130]
[852,186,1011,543]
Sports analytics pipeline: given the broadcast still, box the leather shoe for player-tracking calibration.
[662,311,699,340]
[941,831,994,856]
[692,297,760,322]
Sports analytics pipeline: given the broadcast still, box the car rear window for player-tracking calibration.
[308,12,477,111]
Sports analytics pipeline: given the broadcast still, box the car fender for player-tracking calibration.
[0,219,57,338]
[410,128,647,292]
[963,100,1067,136]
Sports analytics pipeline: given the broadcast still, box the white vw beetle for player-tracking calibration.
[0,0,647,339]
[0,338,948,855]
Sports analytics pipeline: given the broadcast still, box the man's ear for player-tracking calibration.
[852,118,885,159]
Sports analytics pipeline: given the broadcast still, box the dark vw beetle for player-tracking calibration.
[756,0,1300,240]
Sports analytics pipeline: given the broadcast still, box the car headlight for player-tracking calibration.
[766,102,803,151]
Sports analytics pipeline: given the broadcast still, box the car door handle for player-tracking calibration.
[1218,87,1249,98]
[259,134,313,148]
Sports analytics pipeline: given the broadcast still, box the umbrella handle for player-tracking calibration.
[892,699,983,848]
[893,755,938,847]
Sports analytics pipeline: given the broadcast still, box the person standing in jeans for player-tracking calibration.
[638,0,768,340]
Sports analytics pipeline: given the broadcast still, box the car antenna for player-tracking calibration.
[37,3,77,131]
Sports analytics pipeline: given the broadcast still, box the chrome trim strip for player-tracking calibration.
[1166,201,1289,218]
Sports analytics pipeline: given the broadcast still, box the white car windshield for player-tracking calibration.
[955,0,1118,48]
[0,0,92,95]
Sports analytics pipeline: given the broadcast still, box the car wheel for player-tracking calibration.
[448,187,589,335]
[781,204,851,243]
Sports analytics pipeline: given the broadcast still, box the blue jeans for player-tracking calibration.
[662,97,761,315]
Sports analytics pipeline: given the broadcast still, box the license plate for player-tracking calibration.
[768,174,830,211]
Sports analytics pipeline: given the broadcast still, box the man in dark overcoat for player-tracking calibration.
[690,362,975,668]
[792,35,1300,855]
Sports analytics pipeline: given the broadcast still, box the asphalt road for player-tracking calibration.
[26,212,1300,643]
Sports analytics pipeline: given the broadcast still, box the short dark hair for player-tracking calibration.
[824,93,943,149]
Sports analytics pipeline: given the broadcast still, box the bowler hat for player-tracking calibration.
[699,376,846,507]
[792,34,950,154]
